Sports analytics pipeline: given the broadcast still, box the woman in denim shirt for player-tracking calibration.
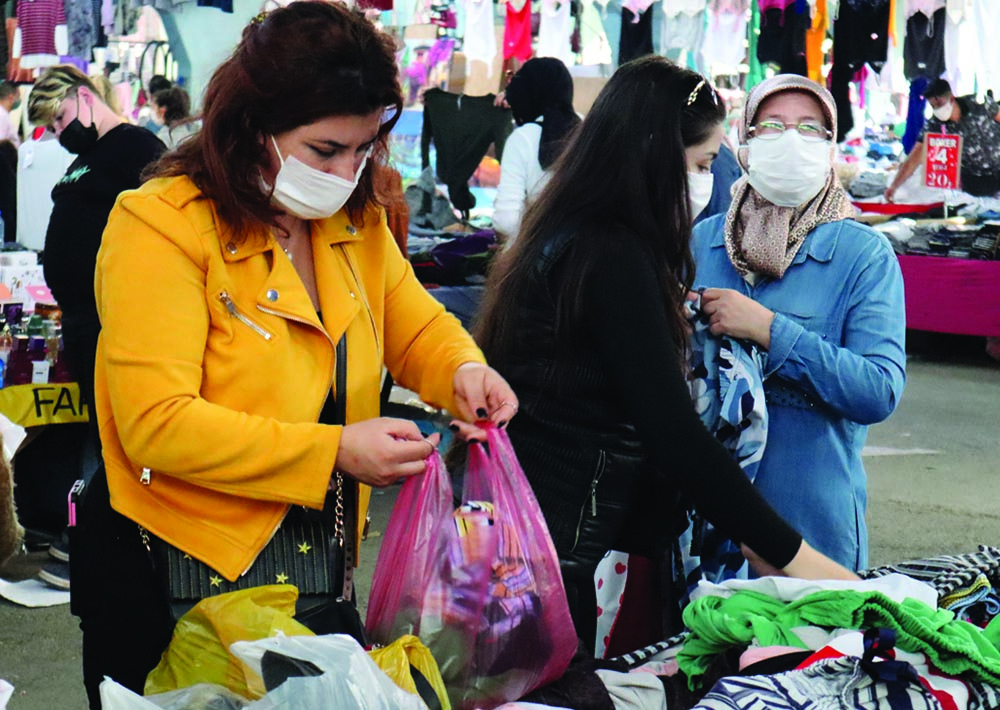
[691,75,906,571]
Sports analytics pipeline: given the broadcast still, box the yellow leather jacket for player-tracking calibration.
[94,176,484,581]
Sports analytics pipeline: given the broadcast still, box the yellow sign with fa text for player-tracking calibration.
[0,383,88,427]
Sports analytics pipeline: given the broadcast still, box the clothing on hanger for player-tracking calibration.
[618,4,654,65]
[65,0,96,61]
[12,0,67,69]
[830,0,890,139]
[904,0,945,19]
[702,0,749,73]
[757,2,810,76]
[536,0,573,65]
[504,0,533,62]
[420,88,513,215]
[902,6,945,81]
[805,0,828,82]
[463,0,498,74]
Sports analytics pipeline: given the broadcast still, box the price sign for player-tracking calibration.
[925,133,963,190]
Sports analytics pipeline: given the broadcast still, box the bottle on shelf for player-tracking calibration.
[25,314,44,337]
[1,303,22,336]
[43,320,59,366]
[5,335,32,386]
[28,336,49,384]
[0,321,10,367]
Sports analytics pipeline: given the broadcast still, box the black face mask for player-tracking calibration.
[58,96,98,154]
[58,118,98,154]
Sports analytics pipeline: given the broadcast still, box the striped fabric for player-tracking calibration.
[613,632,690,669]
[16,0,65,61]
[692,656,944,710]
[862,546,1000,598]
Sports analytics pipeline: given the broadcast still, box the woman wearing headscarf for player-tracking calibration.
[492,57,580,243]
[691,74,906,572]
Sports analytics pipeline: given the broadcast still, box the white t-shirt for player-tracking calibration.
[16,134,74,250]
[492,122,552,243]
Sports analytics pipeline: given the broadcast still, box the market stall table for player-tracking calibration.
[897,254,1000,337]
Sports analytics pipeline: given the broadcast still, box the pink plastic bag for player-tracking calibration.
[366,426,577,710]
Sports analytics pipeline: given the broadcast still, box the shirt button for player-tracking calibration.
[349,291,356,299]
[266,289,279,302]
[346,225,357,235]
[226,242,238,254]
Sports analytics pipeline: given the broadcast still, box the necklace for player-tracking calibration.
[274,221,307,263]
[275,233,294,262]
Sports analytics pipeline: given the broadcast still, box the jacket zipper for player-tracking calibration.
[219,291,273,341]
[571,450,606,550]
[339,244,381,359]
[139,464,277,577]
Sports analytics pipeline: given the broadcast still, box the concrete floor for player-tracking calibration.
[2,332,999,708]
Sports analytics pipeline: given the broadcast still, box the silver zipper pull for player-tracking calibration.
[140,467,151,485]
[219,290,236,314]
[138,525,151,553]
[591,490,598,517]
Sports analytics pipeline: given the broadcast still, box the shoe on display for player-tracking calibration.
[37,561,70,591]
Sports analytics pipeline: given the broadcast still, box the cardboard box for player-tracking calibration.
[1,266,48,313]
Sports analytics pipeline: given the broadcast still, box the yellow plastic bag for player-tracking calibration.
[369,634,451,710]
[145,584,314,699]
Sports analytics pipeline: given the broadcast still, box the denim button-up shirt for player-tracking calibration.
[692,215,907,570]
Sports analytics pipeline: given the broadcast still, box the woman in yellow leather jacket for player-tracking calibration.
[75,4,516,706]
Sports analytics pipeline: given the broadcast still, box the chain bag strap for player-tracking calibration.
[143,335,367,644]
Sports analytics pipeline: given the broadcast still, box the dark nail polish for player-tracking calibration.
[498,420,508,429]
[476,408,488,418]
[448,424,460,432]
[468,438,482,445]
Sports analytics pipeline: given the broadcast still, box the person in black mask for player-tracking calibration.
[25,65,164,591]
[492,58,580,244]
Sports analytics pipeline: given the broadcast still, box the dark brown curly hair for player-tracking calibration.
[146,1,403,244]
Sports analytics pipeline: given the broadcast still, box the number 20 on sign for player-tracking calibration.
[924,133,962,190]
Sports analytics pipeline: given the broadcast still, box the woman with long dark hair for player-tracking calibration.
[75,4,515,706]
[475,56,855,653]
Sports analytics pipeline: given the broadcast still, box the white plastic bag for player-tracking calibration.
[100,679,249,709]
[231,633,427,710]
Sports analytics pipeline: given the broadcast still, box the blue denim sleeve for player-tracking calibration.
[765,239,907,425]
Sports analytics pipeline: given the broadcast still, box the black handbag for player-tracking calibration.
[144,336,369,646]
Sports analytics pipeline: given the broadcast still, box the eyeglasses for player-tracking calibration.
[748,119,833,143]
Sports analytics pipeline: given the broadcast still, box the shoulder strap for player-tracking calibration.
[332,334,357,600]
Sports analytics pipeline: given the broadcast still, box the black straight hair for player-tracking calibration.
[475,56,726,370]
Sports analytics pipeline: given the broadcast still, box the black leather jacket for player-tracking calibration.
[501,229,683,580]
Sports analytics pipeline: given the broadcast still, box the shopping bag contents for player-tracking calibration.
[366,426,577,709]
[144,584,313,699]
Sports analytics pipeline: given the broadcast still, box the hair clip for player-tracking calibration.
[686,78,706,107]
[250,10,268,26]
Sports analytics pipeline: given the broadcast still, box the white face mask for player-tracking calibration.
[267,136,369,220]
[688,171,715,221]
[932,100,954,121]
[747,131,831,207]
